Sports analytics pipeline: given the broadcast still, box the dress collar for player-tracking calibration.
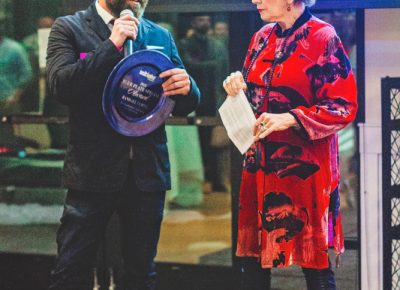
[275,7,312,38]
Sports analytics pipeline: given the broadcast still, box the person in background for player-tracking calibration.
[179,13,229,193]
[46,0,200,289]
[211,20,231,190]
[223,0,357,289]
[0,33,32,115]
[0,32,33,151]
[213,21,229,47]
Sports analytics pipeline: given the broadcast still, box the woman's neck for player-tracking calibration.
[278,3,305,31]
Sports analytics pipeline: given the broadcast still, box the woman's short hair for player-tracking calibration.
[296,0,316,7]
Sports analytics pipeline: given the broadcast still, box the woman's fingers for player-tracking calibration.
[222,71,247,96]
[253,113,298,141]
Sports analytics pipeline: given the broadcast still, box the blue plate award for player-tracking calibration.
[102,50,175,136]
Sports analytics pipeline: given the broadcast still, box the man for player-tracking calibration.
[46,0,200,289]
[179,14,229,192]
[179,14,227,116]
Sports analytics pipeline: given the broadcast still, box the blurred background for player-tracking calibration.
[0,0,399,289]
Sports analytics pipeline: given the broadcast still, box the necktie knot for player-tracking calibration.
[108,19,115,31]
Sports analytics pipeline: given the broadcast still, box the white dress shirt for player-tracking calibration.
[95,0,114,31]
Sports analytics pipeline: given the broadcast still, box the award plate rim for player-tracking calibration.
[102,49,176,137]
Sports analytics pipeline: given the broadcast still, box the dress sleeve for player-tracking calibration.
[289,27,358,140]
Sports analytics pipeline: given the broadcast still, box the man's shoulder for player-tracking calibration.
[3,38,25,54]
[3,37,20,47]
[177,35,197,46]
[54,7,88,27]
[208,35,225,46]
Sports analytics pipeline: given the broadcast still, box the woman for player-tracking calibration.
[223,0,357,289]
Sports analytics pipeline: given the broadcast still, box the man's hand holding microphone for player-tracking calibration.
[109,9,139,51]
[109,9,191,97]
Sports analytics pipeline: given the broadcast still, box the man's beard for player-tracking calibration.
[106,0,148,18]
[193,24,210,36]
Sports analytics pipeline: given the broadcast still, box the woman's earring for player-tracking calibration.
[287,4,292,11]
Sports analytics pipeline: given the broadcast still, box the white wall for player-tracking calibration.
[361,8,400,290]
[365,9,400,123]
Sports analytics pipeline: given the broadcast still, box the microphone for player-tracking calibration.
[120,9,134,57]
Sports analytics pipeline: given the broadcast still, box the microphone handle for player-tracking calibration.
[124,39,134,57]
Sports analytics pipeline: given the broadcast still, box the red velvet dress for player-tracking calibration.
[236,10,358,269]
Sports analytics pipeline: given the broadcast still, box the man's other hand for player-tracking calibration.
[160,68,191,96]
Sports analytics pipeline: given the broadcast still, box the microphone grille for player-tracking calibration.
[120,9,134,18]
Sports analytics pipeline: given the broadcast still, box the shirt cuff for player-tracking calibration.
[110,39,123,52]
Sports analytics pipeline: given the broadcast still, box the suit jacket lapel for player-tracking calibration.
[84,5,154,50]
[85,3,111,41]
[133,18,152,51]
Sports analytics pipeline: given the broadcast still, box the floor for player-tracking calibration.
[158,191,232,265]
[0,186,359,289]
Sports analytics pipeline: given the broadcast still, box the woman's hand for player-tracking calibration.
[253,112,298,142]
[223,71,247,97]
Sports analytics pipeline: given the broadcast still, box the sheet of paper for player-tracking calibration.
[218,90,256,154]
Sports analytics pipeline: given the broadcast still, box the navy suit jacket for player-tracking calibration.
[46,3,200,193]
